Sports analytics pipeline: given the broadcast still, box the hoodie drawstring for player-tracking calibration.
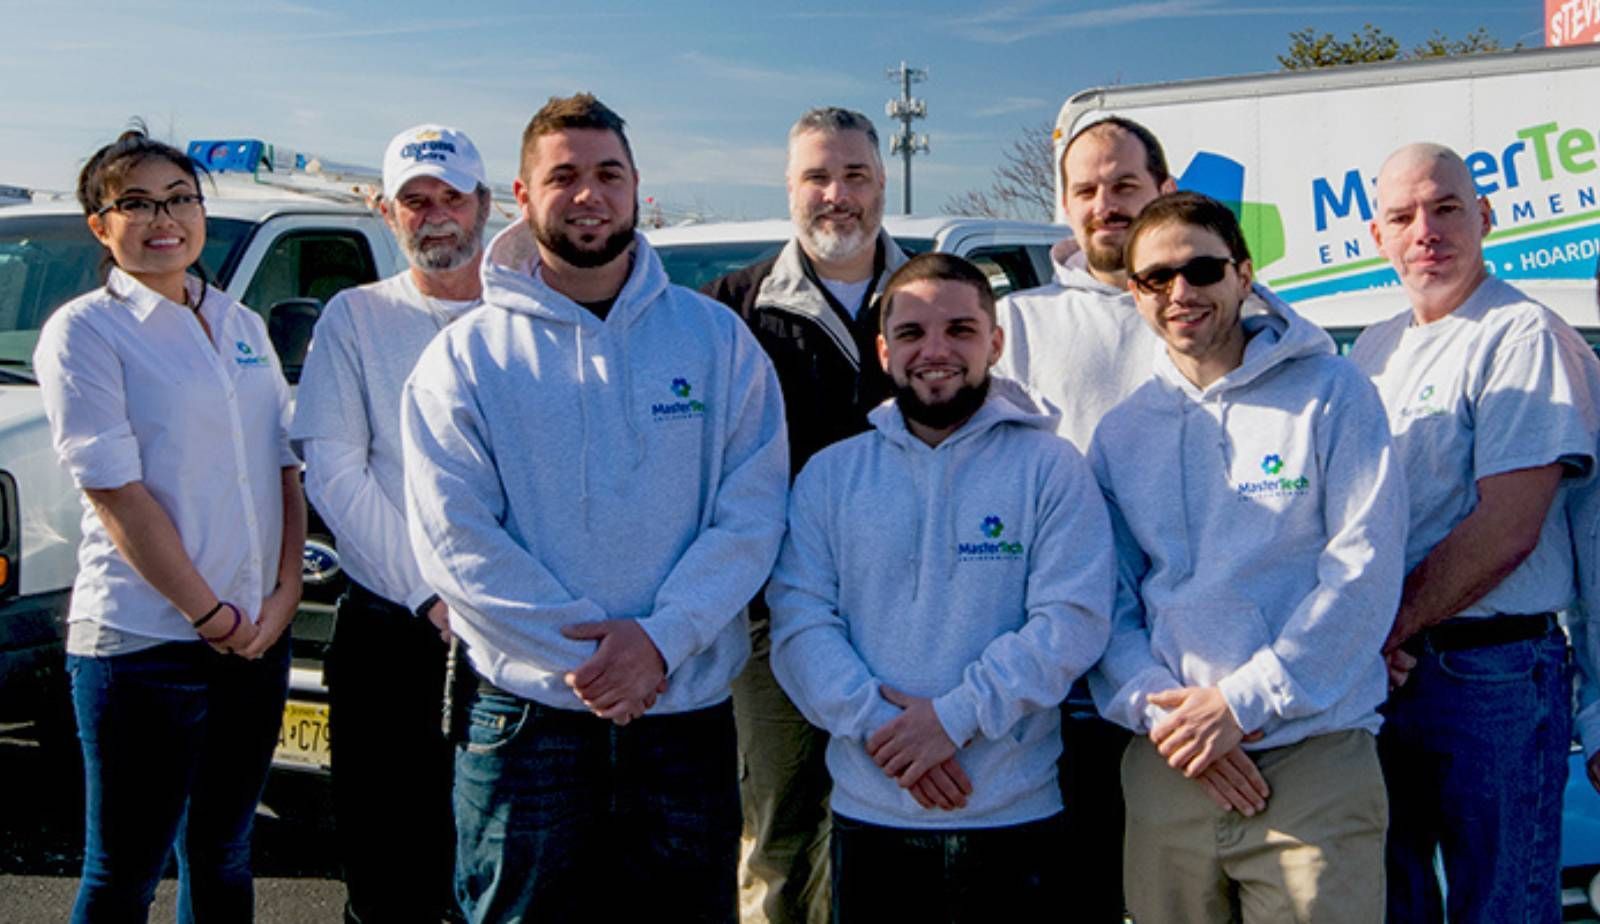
[575,326,592,527]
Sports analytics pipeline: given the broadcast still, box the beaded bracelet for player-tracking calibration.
[192,601,225,630]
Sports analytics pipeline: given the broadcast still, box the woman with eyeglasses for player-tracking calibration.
[32,125,305,923]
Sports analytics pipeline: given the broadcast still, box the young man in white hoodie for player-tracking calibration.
[991,115,1175,922]
[293,123,490,924]
[1089,192,1407,923]
[767,252,1115,922]
[400,94,790,922]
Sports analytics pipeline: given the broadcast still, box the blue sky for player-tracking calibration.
[2,1,1546,220]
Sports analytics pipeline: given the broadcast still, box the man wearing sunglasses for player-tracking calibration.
[1350,143,1600,923]
[990,116,1173,921]
[1088,191,1405,923]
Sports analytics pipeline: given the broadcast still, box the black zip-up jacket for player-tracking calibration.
[702,231,909,480]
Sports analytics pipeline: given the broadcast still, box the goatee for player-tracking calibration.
[894,376,991,432]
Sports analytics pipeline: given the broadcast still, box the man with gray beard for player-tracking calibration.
[703,106,907,924]
[291,124,491,924]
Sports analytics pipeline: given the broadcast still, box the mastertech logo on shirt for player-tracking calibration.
[234,340,270,367]
[651,376,707,422]
[1235,452,1311,500]
[957,514,1025,562]
[1400,382,1450,420]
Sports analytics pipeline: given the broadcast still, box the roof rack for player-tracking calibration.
[187,138,380,207]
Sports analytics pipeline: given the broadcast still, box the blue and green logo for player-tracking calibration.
[1402,383,1448,420]
[652,376,707,422]
[234,340,268,367]
[959,513,1024,562]
[1236,450,1309,500]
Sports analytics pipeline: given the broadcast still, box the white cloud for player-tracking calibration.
[973,96,1050,117]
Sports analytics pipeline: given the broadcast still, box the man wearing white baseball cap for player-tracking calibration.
[293,122,491,924]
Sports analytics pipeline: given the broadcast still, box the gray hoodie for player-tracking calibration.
[1088,287,1407,749]
[993,251,1162,451]
[401,222,790,713]
[768,380,1114,827]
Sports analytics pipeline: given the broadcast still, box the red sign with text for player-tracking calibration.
[1548,0,1600,46]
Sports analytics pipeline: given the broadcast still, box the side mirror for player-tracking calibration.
[267,297,322,381]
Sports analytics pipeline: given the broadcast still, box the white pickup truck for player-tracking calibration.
[0,144,404,768]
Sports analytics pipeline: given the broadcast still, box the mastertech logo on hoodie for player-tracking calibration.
[1235,451,1311,500]
[957,514,1025,562]
[651,376,708,422]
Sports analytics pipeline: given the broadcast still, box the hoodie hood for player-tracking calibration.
[1151,283,1335,397]
[868,375,1055,451]
[481,220,669,329]
[1053,247,1129,299]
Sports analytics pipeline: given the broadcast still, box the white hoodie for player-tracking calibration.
[1088,287,1407,749]
[768,380,1114,828]
[401,222,790,713]
[993,251,1162,451]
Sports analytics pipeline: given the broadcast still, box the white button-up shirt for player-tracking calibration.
[33,267,296,642]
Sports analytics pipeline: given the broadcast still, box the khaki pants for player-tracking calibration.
[732,610,831,924]
[1123,729,1386,924]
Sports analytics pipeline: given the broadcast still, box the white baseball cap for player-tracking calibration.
[382,124,488,201]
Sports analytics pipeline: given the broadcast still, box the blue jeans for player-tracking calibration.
[830,812,1065,923]
[1379,624,1570,924]
[452,690,740,923]
[68,636,290,924]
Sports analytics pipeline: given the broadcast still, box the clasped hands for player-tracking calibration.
[866,686,973,812]
[561,619,668,726]
[1147,685,1270,817]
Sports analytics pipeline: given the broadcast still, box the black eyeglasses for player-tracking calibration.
[1129,255,1236,295]
[96,193,205,224]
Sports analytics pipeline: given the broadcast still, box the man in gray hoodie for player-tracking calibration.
[401,94,790,922]
[991,115,1174,921]
[768,253,1114,922]
[1090,192,1406,923]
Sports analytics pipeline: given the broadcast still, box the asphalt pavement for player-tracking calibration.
[0,719,348,922]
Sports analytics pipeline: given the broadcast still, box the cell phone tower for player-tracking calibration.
[885,61,930,215]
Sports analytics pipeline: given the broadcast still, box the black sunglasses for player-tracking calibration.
[1129,255,1237,295]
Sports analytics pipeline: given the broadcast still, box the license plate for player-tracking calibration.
[274,699,332,771]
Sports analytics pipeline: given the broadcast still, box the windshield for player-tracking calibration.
[0,215,253,371]
[653,236,937,291]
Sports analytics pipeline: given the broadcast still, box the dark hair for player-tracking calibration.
[76,120,206,217]
[77,120,212,283]
[520,93,635,177]
[1123,191,1252,271]
[880,253,997,335]
[1061,116,1170,188]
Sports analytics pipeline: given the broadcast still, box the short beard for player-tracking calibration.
[533,201,638,269]
[395,194,490,273]
[1081,214,1134,275]
[793,196,883,265]
[894,375,991,433]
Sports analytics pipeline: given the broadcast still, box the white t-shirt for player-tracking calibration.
[820,276,872,321]
[292,271,478,610]
[33,268,296,651]
[1350,276,1599,618]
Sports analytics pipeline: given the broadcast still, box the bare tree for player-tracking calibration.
[944,123,1056,221]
